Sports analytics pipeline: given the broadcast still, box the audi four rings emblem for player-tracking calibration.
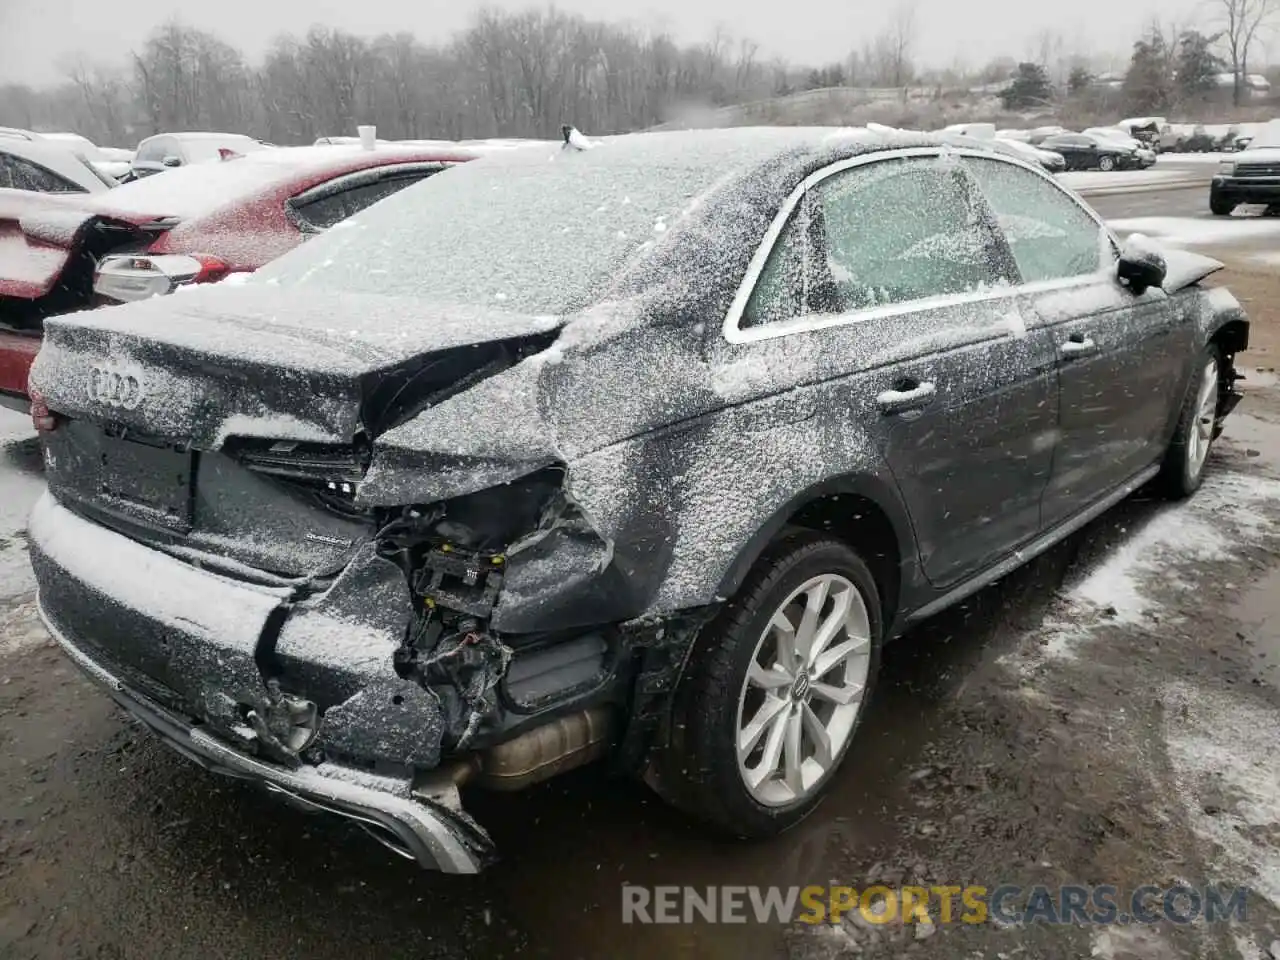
[87,365,146,410]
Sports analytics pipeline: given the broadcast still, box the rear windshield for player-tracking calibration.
[253,147,735,315]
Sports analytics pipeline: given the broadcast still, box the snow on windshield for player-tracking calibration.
[253,136,776,316]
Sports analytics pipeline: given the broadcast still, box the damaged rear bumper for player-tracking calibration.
[38,593,495,873]
[28,492,495,872]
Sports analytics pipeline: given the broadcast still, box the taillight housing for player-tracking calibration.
[94,253,231,303]
[29,386,59,433]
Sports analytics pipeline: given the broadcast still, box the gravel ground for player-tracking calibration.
[2,235,1279,959]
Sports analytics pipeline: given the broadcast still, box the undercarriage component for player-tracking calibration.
[471,705,614,791]
[503,634,607,707]
[418,627,512,747]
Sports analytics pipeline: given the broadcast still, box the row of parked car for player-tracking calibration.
[942,121,1159,173]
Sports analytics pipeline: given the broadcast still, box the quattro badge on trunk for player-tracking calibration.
[87,364,146,410]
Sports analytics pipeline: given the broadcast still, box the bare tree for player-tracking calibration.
[17,9,809,146]
[1218,0,1277,105]
[860,1,917,88]
[885,0,917,87]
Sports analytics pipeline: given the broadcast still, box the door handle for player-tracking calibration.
[877,380,936,415]
[1060,336,1099,359]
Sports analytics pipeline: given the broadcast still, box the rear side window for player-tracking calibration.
[965,156,1110,282]
[135,138,176,164]
[0,153,85,193]
[291,171,439,232]
[742,158,1008,327]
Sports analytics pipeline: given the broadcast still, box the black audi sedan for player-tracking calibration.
[26,128,1247,872]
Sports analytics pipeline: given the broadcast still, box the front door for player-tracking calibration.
[961,154,1196,530]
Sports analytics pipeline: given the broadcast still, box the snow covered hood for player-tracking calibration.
[1232,146,1280,164]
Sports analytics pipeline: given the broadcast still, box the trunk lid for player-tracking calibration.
[32,284,564,445]
[0,190,163,314]
[31,285,564,579]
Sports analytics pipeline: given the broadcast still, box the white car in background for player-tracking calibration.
[0,127,133,181]
[0,137,117,193]
[40,133,134,181]
[130,132,268,179]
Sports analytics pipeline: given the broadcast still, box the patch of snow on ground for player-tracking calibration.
[1090,925,1178,959]
[1163,679,1280,908]
[1158,152,1231,164]
[1107,215,1280,248]
[0,407,40,604]
[1061,169,1201,191]
[1032,468,1280,660]
[1246,250,1280,268]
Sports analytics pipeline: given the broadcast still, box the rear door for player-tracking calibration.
[963,156,1195,529]
[725,151,1058,588]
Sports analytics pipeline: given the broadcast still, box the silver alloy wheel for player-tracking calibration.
[734,573,872,806]
[1186,358,1220,479]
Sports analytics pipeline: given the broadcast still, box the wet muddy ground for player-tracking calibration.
[2,218,1279,959]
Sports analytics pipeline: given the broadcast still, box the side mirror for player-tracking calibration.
[161,155,182,168]
[1116,234,1166,295]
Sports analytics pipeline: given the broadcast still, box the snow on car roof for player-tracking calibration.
[91,144,472,221]
[256,126,949,316]
[152,132,262,141]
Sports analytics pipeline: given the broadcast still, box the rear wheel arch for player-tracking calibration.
[713,474,914,626]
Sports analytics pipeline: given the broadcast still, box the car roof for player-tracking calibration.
[139,132,261,142]
[0,137,112,192]
[461,126,958,180]
[85,143,483,222]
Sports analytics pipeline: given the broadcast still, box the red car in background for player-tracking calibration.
[0,143,481,411]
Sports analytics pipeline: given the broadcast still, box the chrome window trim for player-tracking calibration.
[721,146,1119,345]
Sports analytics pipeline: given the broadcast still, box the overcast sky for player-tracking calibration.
[0,0,1208,87]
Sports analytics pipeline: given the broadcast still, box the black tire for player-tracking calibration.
[1210,192,1236,216]
[648,530,883,837]
[1098,154,1116,172]
[1159,344,1223,498]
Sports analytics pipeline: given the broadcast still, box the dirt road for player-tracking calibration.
[2,228,1279,959]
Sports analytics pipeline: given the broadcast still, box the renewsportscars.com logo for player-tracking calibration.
[621,884,1251,926]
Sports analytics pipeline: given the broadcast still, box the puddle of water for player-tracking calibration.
[1231,567,1280,691]
[1243,368,1279,391]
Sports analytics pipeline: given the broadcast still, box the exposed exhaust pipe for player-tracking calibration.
[470,706,614,791]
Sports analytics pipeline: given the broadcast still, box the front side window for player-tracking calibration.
[741,157,1007,327]
[964,156,1110,283]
